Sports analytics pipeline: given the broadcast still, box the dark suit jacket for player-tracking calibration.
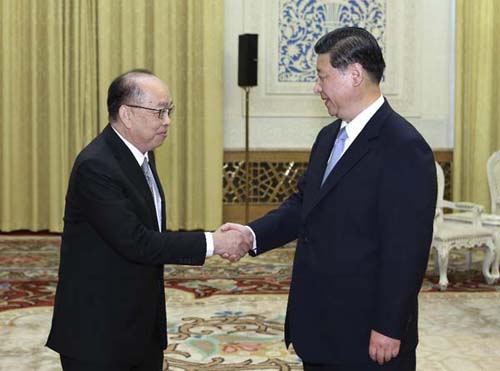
[249,100,437,364]
[46,124,207,364]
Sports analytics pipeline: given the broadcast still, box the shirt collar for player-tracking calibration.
[111,125,149,166]
[341,95,384,139]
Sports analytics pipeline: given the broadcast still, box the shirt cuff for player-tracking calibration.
[245,226,258,254]
[204,232,214,257]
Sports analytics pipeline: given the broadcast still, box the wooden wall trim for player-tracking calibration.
[433,149,453,163]
[225,149,453,162]
[224,150,310,162]
[223,149,453,223]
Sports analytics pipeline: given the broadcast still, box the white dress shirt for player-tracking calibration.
[336,94,384,158]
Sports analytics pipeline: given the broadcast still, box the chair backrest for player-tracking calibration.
[486,151,500,214]
[435,161,445,203]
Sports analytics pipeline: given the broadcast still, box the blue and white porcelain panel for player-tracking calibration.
[278,0,386,83]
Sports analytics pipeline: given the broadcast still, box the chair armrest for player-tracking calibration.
[438,200,484,215]
[454,202,485,214]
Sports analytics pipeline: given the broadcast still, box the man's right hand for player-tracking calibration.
[212,227,252,262]
[216,223,255,261]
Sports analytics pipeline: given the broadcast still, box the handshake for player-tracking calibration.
[212,223,254,262]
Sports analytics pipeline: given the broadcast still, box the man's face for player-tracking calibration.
[313,53,353,120]
[126,76,173,153]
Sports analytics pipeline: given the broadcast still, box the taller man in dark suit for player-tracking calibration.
[223,27,437,370]
[46,70,251,371]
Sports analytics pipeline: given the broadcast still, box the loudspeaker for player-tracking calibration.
[238,34,258,87]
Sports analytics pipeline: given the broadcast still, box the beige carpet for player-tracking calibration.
[1,291,500,370]
[1,236,499,370]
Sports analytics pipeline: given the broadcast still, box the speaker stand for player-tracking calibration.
[244,86,251,224]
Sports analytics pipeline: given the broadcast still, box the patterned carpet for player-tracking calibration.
[1,236,500,370]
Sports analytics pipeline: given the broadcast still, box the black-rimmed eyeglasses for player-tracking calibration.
[125,104,175,120]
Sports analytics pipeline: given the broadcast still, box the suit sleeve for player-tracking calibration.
[373,135,437,339]
[74,158,207,266]
[248,175,304,254]
[248,131,324,254]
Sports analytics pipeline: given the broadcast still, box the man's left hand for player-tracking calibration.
[368,329,401,365]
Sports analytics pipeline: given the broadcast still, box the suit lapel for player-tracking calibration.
[303,100,393,218]
[103,125,159,230]
[302,120,341,214]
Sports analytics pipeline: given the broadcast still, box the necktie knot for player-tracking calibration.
[337,127,348,143]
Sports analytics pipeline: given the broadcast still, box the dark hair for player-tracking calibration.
[314,27,385,83]
[107,69,155,121]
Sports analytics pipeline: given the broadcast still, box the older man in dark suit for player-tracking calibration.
[46,70,250,371]
[223,27,437,371]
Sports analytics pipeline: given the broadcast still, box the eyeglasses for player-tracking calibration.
[124,104,175,119]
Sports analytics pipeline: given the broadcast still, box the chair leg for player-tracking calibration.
[433,249,440,275]
[483,241,498,284]
[465,250,472,269]
[492,234,500,281]
[436,246,450,290]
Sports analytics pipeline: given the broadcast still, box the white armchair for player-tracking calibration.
[443,151,500,224]
[431,162,498,290]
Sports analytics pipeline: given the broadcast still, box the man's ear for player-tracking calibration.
[118,105,132,128]
[350,63,364,87]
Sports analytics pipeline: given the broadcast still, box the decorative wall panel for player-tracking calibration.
[244,0,421,117]
[278,0,386,83]
[224,160,308,203]
[223,150,453,208]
